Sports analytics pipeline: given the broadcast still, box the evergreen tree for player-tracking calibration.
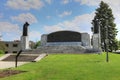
[92,1,118,52]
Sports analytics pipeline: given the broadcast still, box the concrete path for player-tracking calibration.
[0,53,47,69]
[0,61,29,69]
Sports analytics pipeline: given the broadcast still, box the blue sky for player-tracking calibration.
[0,0,120,42]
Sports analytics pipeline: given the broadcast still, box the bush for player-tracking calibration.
[0,41,7,51]
[34,41,41,49]
[0,50,4,54]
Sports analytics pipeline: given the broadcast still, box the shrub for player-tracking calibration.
[0,41,7,51]
[0,50,4,54]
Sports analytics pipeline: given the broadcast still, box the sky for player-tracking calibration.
[0,0,120,42]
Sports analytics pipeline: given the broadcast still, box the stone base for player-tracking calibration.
[92,34,101,52]
[45,42,82,46]
[21,36,29,50]
[22,45,100,54]
[37,45,86,53]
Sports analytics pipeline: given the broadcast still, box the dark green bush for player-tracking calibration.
[0,50,4,54]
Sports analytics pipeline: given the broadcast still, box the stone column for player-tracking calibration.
[92,33,101,51]
[81,33,91,48]
[41,34,47,46]
[21,36,29,50]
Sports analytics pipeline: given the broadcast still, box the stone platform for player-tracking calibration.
[0,53,47,69]
[22,45,99,54]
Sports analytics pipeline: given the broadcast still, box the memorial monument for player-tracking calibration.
[19,22,101,53]
[21,22,30,50]
[37,30,91,53]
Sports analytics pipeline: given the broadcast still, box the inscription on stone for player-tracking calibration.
[47,31,81,42]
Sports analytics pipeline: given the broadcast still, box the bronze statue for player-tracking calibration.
[23,22,29,36]
[93,19,99,33]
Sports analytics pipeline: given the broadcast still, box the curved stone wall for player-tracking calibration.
[47,31,81,42]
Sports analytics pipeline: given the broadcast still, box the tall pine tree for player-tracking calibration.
[92,1,118,52]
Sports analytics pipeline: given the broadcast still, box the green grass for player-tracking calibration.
[0,54,4,57]
[1,53,120,80]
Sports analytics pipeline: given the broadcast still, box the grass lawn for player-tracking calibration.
[1,53,120,80]
[0,54,4,57]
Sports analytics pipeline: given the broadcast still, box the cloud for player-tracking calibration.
[44,24,63,33]
[74,0,100,6]
[0,22,40,41]
[29,31,41,41]
[45,0,52,4]
[11,13,38,24]
[44,12,95,34]
[61,0,70,4]
[0,22,21,41]
[0,22,20,33]
[6,0,44,10]
[59,11,72,18]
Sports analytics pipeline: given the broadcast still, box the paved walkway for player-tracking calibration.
[0,53,46,69]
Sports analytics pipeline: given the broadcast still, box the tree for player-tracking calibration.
[0,41,7,53]
[34,41,41,49]
[116,40,120,50]
[92,1,118,52]
[113,39,119,51]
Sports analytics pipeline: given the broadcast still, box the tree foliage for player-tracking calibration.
[34,41,41,49]
[0,41,7,53]
[117,40,120,50]
[92,1,118,52]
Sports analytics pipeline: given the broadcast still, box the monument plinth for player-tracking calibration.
[38,31,91,53]
[92,19,102,52]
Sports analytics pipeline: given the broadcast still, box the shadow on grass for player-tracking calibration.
[0,69,27,78]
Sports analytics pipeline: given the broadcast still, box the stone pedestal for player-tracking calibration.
[81,33,91,48]
[21,36,29,50]
[41,34,47,46]
[92,34,101,51]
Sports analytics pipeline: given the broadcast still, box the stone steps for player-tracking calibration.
[0,54,47,69]
[1,54,47,62]
[22,45,87,54]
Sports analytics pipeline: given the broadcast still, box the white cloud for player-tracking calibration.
[74,0,100,6]
[45,0,52,4]
[59,11,72,18]
[0,22,20,33]
[6,0,44,10]
[0,22,21,41]
[29,31,41,41]
[44,24,63,33]
[44,12,95,34]
[11,13,38,24]
[61,0,70,4]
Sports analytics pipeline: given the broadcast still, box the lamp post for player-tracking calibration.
[105,20,109,62]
